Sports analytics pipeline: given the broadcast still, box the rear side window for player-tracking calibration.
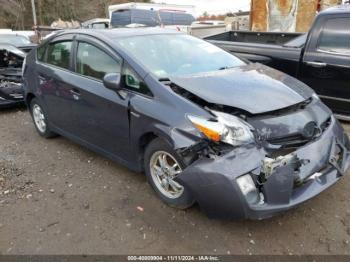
[76,42,122,80]
[111,9,158,27]
[46,41,72,69]
[318,18,350,55]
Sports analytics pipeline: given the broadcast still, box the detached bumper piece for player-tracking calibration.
[176,117,350,219]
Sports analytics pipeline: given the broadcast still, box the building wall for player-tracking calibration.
[296,0,318,32]
[250,0,268,31]
[250,0,342,32]
[225,15,250,31]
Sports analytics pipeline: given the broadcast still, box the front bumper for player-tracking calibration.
[176,117,350,219]
[0,97,24,108]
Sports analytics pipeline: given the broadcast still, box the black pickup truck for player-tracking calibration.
[206,5,350,119]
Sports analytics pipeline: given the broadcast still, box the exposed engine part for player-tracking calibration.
[261,154,306,181]
[177,140,234,166]
[0,49,23,69]
[0,48,24,103]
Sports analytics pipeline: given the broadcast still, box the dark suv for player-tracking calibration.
[23,28,350,219]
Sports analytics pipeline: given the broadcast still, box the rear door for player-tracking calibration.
[36,34,76,132]
[300,16,350,116]
[70,35,131,160]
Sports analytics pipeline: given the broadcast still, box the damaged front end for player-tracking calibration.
[168,80,350,219]
[0,44,25,108]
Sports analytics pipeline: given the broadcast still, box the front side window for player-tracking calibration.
[76,42,122,80]
[318,18,350,55]
[46,41,72,69]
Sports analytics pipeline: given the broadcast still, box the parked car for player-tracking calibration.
[0,44,25,108]
[23,28,350,219]
[110,8,195,28]
[0,34,37,53]
[206,5,350,119]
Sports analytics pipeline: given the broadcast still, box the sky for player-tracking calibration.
[153,0,251,16]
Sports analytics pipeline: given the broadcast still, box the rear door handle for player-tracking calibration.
[38,74,48,84]
[306,61,327,68]
[70,88,81,100]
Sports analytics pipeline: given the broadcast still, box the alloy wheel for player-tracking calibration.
[149,151,184,199]
[32,104,46,133]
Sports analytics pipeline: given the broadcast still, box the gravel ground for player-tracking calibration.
[1,107,350,255]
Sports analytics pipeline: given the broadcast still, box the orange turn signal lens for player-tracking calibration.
[193,123,221,142]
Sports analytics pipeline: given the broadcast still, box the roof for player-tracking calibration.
[108,2,195,11]
[82,18,109,25]
[0,33,28,38]
[230,11,250,16]
[320,4,350,15]
[55,27,182,40]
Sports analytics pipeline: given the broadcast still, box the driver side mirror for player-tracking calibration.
[103,73,121,91]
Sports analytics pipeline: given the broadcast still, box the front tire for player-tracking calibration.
[144,138,195,209]
[30,98,56,138]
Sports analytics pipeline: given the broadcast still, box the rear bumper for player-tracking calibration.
[176,117,350,219]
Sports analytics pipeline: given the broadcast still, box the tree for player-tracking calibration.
[0,0,152,29]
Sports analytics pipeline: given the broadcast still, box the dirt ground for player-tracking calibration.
[1,107,350,255]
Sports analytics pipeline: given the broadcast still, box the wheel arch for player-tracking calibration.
[138,132,159,171]
[25,92,36,107]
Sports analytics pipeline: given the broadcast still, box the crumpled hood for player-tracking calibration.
[169,63,314,114]
[0,44,26,58]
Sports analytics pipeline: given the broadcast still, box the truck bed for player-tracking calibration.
[205,31,302,45]
[207,40,302,77]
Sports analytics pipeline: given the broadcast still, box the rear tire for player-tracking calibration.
[30,98,56,138]
[144,138,195,209]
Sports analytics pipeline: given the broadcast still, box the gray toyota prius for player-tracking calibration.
[22,28,350,219]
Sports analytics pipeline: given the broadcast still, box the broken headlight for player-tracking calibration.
[187,111,254,146]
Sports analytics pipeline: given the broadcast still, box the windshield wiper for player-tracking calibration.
[218,66,235,70]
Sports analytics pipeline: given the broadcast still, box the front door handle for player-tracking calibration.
[306,61,327,68]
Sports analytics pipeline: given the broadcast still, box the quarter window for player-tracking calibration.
[37,43,47,62]
[76,42,121,80]
[123,65,152,96]
[318,18,350,55]
[46,41,72,69]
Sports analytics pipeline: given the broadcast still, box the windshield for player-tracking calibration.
[117,34,245,78]
[284,34,307,48]
[0,35,31,46]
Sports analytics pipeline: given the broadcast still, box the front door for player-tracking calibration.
[69,36,131,161]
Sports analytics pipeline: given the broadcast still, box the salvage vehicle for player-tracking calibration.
[0,34,36,53]
[23,28,350,219]
[206,5,350,119]
[0,44,25,108]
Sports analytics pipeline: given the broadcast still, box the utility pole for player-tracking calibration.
[31,0,37,27]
